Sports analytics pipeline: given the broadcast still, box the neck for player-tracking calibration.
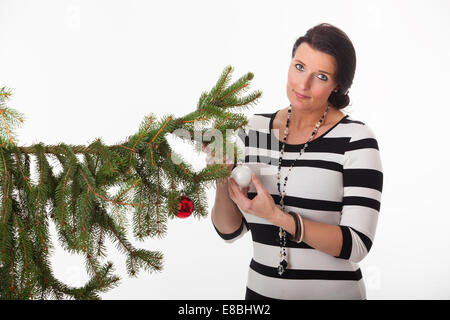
[289,102,330,130]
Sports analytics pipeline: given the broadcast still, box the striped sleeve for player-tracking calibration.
[336,124,383,263]
[212,216,250,243]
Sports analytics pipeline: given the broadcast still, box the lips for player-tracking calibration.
[294,91,310,99]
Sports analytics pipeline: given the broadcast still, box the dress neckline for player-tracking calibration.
[269,109,349,147]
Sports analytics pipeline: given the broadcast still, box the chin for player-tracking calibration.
[289,97,313,109]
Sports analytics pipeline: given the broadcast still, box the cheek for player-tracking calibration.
[311,84,333,99]
[286,72,293,88]
[286,69,297,90]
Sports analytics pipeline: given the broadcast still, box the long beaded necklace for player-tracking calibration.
[277,103,330,276]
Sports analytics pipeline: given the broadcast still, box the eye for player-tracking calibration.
[295,63,304,71]
[317,74,328,81]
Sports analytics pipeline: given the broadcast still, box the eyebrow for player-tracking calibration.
[295,59,332,75]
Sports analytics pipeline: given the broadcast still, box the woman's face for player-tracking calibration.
[287,42,339,111]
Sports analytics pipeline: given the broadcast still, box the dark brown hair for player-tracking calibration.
[292,23,356,109]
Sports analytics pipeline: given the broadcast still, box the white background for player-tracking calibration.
[1,0,450,299]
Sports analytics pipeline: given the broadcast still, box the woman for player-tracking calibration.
[209,23,383,300]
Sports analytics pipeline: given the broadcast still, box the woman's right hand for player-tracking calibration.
[202,143,234,173]
[202,143,250,195]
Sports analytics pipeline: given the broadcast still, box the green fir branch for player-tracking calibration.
[0,65,261,299]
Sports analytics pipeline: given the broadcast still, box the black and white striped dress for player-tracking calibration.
[213,110,383,300]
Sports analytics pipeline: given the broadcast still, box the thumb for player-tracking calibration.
[251,173,265,194]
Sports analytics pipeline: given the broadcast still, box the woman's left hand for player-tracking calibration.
[228,173,279,223]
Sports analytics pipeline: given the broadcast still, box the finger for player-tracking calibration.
[230,178,248,195]
[228,178,240,200]
[202,143,211,154]
[250,173,265,194]
[229,178,251,209]
[224,152,234,165]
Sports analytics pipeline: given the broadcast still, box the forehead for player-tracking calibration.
[293,42,337,74]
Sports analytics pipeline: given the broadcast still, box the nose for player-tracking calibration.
[295,72,312,91]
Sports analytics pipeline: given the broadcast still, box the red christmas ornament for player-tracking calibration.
[176,195,194,218]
